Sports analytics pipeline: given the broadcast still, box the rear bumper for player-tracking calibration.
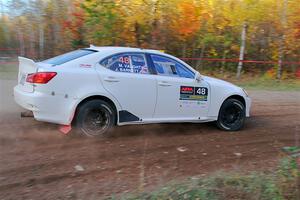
[14,86,39,111]
[14,85,75,125]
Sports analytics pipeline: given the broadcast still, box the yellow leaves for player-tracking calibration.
[5,0,300,62]
[230,44,239,52]
[170,0,201,40]
[116,0,150,45]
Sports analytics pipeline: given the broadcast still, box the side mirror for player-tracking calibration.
[195,72,202,82]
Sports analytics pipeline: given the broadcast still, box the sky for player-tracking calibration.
[0,0,9,15]
[0,0,29,16]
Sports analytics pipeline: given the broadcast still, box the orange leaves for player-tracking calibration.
[4,0,300,65]
[171,0,201,40]
[62,1,85,42]
[295,24,300,39]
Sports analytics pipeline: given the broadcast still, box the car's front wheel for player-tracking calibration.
[216,98,245,131]
[75,99,116,137]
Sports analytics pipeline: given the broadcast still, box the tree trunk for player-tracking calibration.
[17,26,25,56]
[135,22,141,47]
[29,23,36,59]
[277,36,284,80]
[277,0,287,80]
[182,43,187,57]
[39,23,44,59]
[220,50,227,76]
[52,0,61,54]
[191,42,196,67]
[151,19,158,49]
[236,22,247,79]
[196,43,206,71]
[151,0,160,49]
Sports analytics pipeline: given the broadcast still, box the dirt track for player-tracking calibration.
[0,79,299,199]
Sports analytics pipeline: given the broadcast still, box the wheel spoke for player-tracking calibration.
[221,103,244,128]
[82,108,110,136]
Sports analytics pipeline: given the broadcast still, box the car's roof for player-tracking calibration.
[87,45,165,55]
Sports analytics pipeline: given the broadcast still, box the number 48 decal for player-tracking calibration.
[195,87,208,96]
[119,56,130,64]
[196,87,207,95]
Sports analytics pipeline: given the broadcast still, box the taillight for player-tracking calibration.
[26,72,57,84]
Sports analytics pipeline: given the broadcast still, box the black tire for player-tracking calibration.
[216,98,245,131]
[75,99,116,137]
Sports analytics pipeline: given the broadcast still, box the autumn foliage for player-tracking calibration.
[1,0,300,76]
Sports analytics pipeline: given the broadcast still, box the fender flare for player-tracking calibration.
[69,92,122,124]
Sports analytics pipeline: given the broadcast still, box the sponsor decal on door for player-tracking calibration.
[180,86,208,101]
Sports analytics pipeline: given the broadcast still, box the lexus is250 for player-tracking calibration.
[14,46,251,137]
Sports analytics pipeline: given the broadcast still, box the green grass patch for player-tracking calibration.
[0,71,18,80]
[0,62,18,80]
[201,70,300,91]
[115,157,299,200]
[235,78,300,91]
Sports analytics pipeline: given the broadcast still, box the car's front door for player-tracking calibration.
[150,54,210,121]
[97,53,157,122]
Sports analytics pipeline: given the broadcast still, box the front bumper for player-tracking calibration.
[14,85,75,125]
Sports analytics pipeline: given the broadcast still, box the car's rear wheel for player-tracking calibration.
[75,100,116,137]
[216,98,245,131]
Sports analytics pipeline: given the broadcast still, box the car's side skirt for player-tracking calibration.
[117,116,217,126]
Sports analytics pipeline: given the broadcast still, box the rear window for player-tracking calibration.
[42,49,97,65]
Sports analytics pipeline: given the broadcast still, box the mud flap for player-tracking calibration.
[59,125,72,134]
[21,111,34,118]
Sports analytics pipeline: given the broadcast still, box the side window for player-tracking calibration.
[150,55,194,78]
[131,54,149,74]
[176,63,195,79]
[100,53,149,74]
[42,49,96,65]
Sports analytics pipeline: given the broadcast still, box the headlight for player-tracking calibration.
[242,88,249,97]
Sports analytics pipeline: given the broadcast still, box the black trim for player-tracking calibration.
[119,110,140,123]
[145,53,157,75]
[82,48,99,52]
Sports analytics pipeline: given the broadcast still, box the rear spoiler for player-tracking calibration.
[18,57,39,80]
[18,56,38,69]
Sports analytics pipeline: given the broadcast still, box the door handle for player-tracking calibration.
[104,77,120,82]
[158,81,172,86]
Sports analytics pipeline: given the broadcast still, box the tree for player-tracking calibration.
[63,0,86,48]
[82,0,120,46]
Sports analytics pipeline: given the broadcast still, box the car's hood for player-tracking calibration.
[202,75,239,89]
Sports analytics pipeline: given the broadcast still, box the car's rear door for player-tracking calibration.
[97,52,157,123]
[150,54,210,121]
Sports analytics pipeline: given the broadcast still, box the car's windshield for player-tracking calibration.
[42,49,97,65]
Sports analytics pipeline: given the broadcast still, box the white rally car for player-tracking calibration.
[14,46,251,137]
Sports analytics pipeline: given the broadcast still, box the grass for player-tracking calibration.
[115,157,299,200]
[201,70,300,91]
[0,62,18,80]
[236,78,300,91]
